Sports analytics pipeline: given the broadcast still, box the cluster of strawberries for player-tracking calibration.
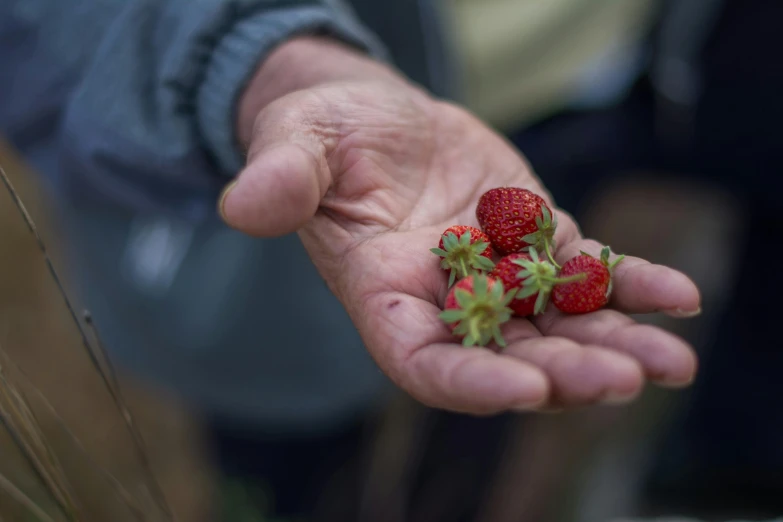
[431,187,624,348]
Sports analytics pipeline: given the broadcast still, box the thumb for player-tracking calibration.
[218,95,334,237]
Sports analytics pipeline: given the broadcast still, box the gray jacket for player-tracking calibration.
[0,0,454,429]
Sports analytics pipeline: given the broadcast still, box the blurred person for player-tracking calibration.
[0,0,704,519]
[636,0,783,517]
[506,0,783,519]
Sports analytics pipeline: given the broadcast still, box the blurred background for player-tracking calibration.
[1,0,782,521]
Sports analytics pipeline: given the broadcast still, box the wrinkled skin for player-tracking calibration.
[220,80,701,414]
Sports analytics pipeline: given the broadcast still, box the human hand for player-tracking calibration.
[219,38,700,414]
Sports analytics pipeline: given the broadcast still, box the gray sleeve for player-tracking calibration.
[59,0,388,219]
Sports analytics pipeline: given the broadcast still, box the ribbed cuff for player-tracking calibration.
[197,5,389,176]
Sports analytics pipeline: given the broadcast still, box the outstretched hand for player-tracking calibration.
[219,41,700,414]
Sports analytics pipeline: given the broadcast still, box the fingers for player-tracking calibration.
[536,309,698,387]
[502,336,643,405]
[368,291,646,413]
[220,143,328,236]
[362,291,548,414]
[397,317,648,412]
[402,345,550,414]
[613,260,702,316]
[551,208,583,247]
[219,93,335,237]
[555,239,702,316]
[366,290,691,414]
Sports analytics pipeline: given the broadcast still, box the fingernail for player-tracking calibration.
[513,405,560,414]
[218,179,238,221]
[663,306,702,319]
[512,394,550,412]
[601,390,639,405]
[657,374,696,389]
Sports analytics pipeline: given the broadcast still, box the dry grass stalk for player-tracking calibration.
[0,359,82,520]
[82,309,171,516]
[0,469,57,522]
[0,162,173,519]
[0,348,149,520]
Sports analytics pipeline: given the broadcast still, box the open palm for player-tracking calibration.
[221,81,700,414]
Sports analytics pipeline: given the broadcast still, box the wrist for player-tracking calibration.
[236,36,413,146]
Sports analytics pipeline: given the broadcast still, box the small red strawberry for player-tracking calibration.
[431,225,495,286]
[440,274,516,347]
[552,246,625,314]
[491,248,586,316]
[475,187,558,261]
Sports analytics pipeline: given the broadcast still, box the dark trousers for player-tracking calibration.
[205,416,369,520]
[204,410,518,522]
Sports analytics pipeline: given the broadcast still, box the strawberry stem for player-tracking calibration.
[549,272,587,285]
[544,240,561,270]
[460,257,469,278]
[608,254,626,271]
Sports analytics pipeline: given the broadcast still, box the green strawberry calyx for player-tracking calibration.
[513,247,587,315]
[438,275,517,348]
[578,246,625,300]
[521,204,560,268]
[431,230,496,287]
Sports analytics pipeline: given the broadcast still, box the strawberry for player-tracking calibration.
[430,225,495,286]
[475,187,558,261]
[439,274,517,347]
[491,249,586,316]
[552,246,625,314]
